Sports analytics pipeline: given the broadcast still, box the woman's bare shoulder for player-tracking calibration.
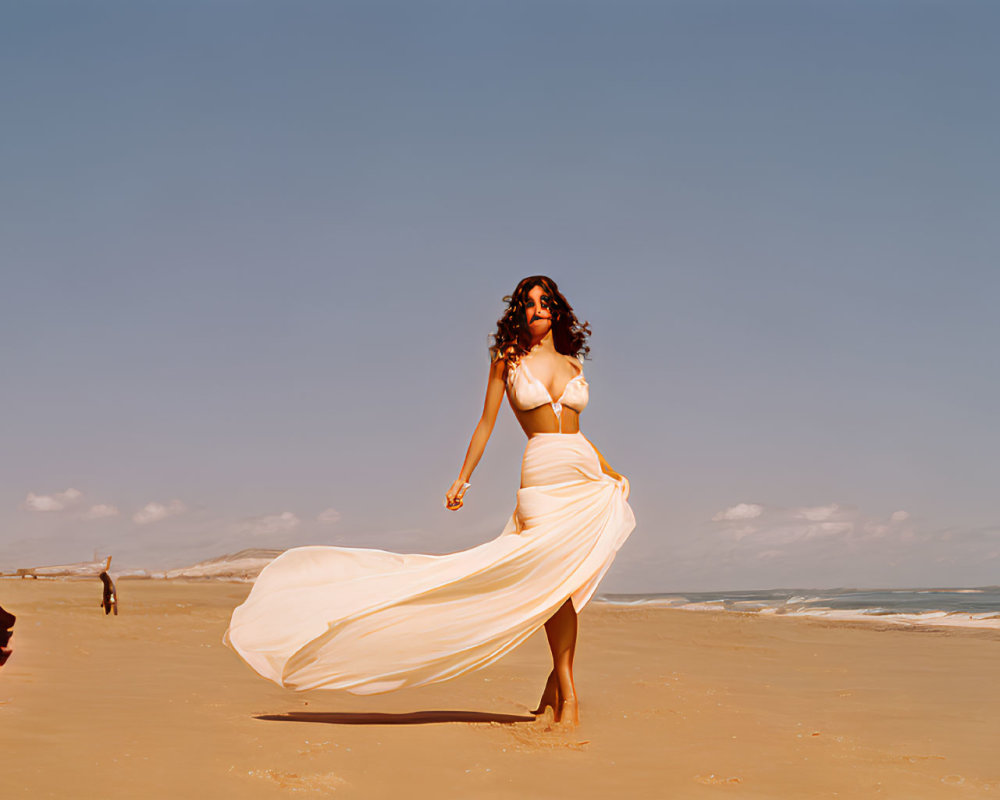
[491,347,516,378]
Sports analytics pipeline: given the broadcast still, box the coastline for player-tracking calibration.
[1,579,997,798]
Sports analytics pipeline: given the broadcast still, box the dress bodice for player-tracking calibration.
[505,354,589,419]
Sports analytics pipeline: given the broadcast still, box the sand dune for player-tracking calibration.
[161,549,283,580]
[2,549,284,582]
[0,559,111,579]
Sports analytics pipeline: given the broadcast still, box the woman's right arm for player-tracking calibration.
[445,356,508,510]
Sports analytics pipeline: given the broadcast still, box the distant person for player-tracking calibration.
[226,276,635,727]
[0,605,14,666]
[99,556,117,616]
[99,572,118,616]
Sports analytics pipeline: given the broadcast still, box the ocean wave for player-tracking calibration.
[594,588,1000,630]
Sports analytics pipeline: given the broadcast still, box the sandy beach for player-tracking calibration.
[1,579,997,799]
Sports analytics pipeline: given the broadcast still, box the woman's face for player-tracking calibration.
[523,283,553,337]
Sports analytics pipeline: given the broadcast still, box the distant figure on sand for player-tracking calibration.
[0,605,14,666]
[99,557,118,616]
[226,276,635,727]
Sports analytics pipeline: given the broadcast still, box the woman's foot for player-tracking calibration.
[531,669,560,715]
[555,695,579,727]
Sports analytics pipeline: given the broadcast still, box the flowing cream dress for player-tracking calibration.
[224,354,635,694]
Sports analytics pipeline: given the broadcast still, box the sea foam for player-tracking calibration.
[596,588,1000,630]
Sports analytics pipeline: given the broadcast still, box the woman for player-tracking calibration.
[225,276,634,726]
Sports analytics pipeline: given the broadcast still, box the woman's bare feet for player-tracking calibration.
[531,669,561,715]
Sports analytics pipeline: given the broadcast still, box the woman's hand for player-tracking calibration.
[445,479,471,511]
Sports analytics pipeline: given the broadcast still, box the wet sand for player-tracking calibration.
[1,579,998,798]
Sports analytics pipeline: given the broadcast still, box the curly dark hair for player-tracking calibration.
[489,276,591,365]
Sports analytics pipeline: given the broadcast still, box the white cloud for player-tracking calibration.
[730,520,856,546]
[84,504,119,519]
[704,500,924,555]
[796,504,840,522]
[728,525,759,541]
[712,502,764,522]
[704,497,927,549]
[133,500,186,525]
[863,521,890,537]
[23,487,84,512]
[236,511,301,537]
[317,508,341,524]
[808,521,853,539]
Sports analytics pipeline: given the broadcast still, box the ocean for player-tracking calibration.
[596,587,1000,629]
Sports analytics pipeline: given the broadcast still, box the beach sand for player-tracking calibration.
[1,579,997,798]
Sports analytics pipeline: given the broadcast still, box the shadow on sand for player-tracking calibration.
[255,710,536,726]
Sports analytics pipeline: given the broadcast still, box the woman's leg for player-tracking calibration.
[542,597,579,725]
[531,668,560,715]
[532,600,581,715]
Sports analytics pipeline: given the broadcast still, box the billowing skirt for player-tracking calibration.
[224,431,635,694]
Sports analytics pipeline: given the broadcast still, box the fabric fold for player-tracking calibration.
[224,431,635,694]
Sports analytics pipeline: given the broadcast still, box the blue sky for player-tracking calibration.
[2,1,998,590]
